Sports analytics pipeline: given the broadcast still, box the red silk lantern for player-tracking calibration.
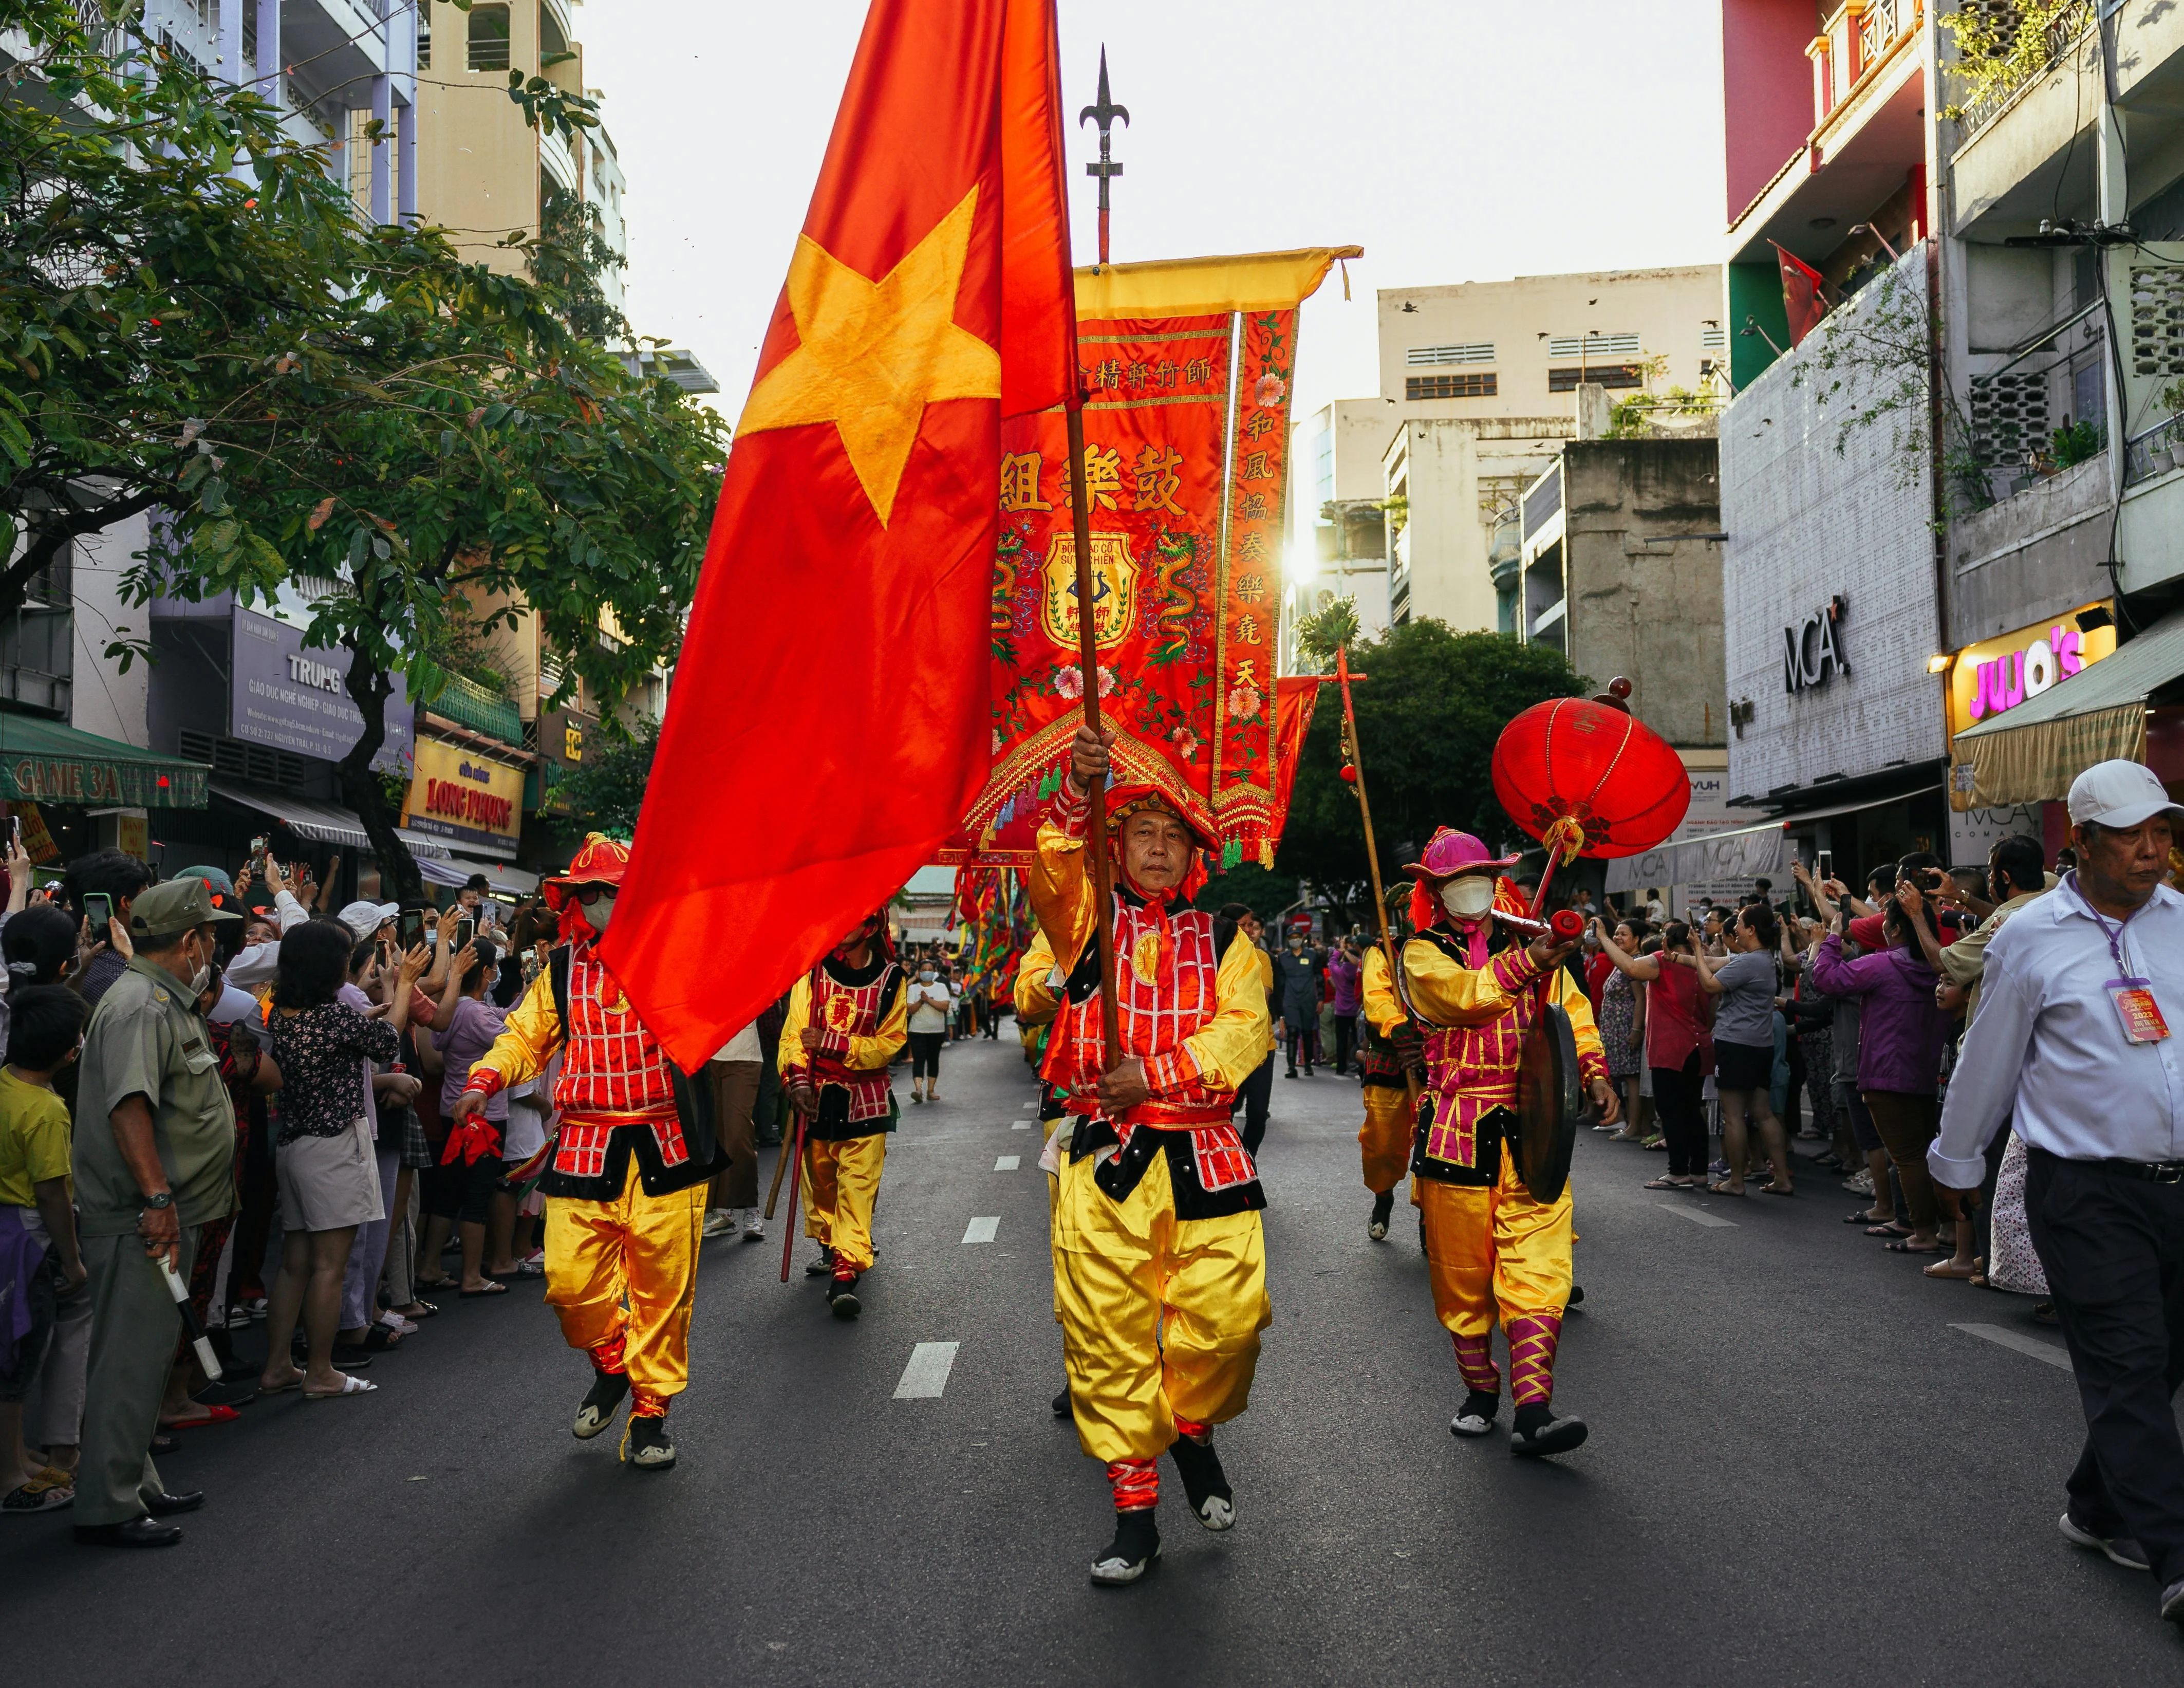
[1491,690,1690,864]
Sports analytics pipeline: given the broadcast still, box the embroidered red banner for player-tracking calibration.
[939,261,1346,870]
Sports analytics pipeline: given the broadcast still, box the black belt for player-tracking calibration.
[2040,1147,2184,1185]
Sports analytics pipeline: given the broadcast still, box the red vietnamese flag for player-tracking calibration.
[599,0,1077,1069]
[1773,242,1831,347]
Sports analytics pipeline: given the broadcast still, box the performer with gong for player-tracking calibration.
[1401,680,1691,1457]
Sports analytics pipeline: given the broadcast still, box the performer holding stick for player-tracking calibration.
[1334,646,1423,1242]
[778,914,907,1320]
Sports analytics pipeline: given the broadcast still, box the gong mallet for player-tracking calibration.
[157,1255,221,1382]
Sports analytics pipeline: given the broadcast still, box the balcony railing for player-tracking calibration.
[1947,0,2099,136]
[2125,411,2184,487]
[429,672,524,744]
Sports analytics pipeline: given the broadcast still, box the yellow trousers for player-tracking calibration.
[801,1131,886,1273]
[1359,1083,1412,1196]
[1053,1142,1271,1464]
[1418,1149,1572,1404]
[543,1179,705,1405]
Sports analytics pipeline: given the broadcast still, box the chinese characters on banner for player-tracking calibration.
[940,292,1310,869]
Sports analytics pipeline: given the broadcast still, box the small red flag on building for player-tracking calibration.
[600,0,1077,1068]
[1773,242,1831,347]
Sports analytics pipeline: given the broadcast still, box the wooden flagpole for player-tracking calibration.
[1335,644,1421,1114]
[1064,397,1123,1071]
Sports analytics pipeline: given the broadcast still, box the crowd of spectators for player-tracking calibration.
[1580,829,2067,1302]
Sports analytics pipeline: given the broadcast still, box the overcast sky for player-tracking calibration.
[576,0,1727,428]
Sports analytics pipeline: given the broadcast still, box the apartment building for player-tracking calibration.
[1718,0,2184,874]
[1375,267,1722,635]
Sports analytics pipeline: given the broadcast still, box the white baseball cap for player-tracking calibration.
[335,899,401,942]
[2066,759,2184,829]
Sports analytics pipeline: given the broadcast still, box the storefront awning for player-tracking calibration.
[0,715,210,809]
[210,783,451,859]
[450,855,538,896]
[1949,607,2184,808]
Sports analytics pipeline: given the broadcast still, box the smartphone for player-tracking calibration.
[1924,867,1947,891]
[454,916,475,952]
[9,815,18,855]
[82,892,113,933]
[1814,848,1832,883]
[250,834,269,859]
[399,909,425,951]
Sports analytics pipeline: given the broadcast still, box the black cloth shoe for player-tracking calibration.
[828,1272,862,1320]
[804,1245,836,1278]
[1168,1434,1234,1530]
[144,1490,203,1517]
[1052,1388,1072,1418]
[1450,1390,1499,1437]
[76,1517,182,1548]
[1567,1284,1586,1312]
[2163,1577,2184,1625]
[626,1416,676,1471]
[1283,1068,1298,1080]
[1089,1509,1161,1586]
[1368,1191,1394,1241]
[1509,1403,1589,1458]
[573,1369,631,1439]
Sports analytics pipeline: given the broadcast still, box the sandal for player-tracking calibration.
[1643,1175,1689,1191]
[391,1301,438,1320]
[159,1403,239,1430]
[414,1275,457,1292]
[1706,1181,1747,1197]
[1864,1222,1912,1238]
[1923,1257,1980,1279]
[1884,1239,1946,1255]
[1844,1210,1890,1223]
[150,1434,178,1456]
[459,1281,508,1299]
[303,1374,378,1400]
[1759,1183,1795,1197]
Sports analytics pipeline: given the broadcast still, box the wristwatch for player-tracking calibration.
[140,1191,174,1210]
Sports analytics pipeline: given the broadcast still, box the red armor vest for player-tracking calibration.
[806,964,898,1124]
[550,941,689,1182]
[1043,896,1233,1127]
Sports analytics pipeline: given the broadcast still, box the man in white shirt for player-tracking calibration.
[1930,759,2184,1628]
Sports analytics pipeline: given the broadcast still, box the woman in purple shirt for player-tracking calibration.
[421,941,510,1297]
[1328,942,1362,1076]
[1810,879,1950,1255]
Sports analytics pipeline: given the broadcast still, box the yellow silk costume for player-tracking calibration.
[1356,945,1412,1198]
[1031,794,1273,1467]
[1402,922,1605,1407]
[472,962,706,1411]
[778,971,906,1275]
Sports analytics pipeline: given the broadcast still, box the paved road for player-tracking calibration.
[10,1032,2179,1683]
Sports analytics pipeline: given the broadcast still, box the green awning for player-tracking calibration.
[0,714,210,809]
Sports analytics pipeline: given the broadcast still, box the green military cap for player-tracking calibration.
[128,876,244,941]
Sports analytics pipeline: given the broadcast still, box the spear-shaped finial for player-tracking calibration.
[1078,46,1128,268]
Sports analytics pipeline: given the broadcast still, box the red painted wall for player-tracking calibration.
[1723,0,1820,224]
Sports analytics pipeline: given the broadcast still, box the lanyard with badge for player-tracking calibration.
[2071,871,2173,1044]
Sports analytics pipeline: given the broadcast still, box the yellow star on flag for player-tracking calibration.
[737,187,1001,526]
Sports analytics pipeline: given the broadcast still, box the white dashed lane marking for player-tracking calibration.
[1952,1322,2073,1369]
[994,1155,1020,1171]
[1657,1203,1737,1229]
[893,1342,960,1398]
[962,1216,999,1244]
[1012,1120,1031,1129]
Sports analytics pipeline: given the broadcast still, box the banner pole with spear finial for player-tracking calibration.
[1065,396,1123,1071]
[1078,46,1127,268]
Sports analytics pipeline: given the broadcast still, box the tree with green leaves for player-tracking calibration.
[0,2,727,899]
[1273,620,1580,926]
[1291,593,1360,675]
[0,2,361,614]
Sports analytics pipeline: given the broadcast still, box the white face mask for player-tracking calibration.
[586,894,615,933]
[919,969,937,982]
[1441,877,1496,920]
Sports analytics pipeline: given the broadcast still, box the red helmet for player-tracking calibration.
[542,832,630,912]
